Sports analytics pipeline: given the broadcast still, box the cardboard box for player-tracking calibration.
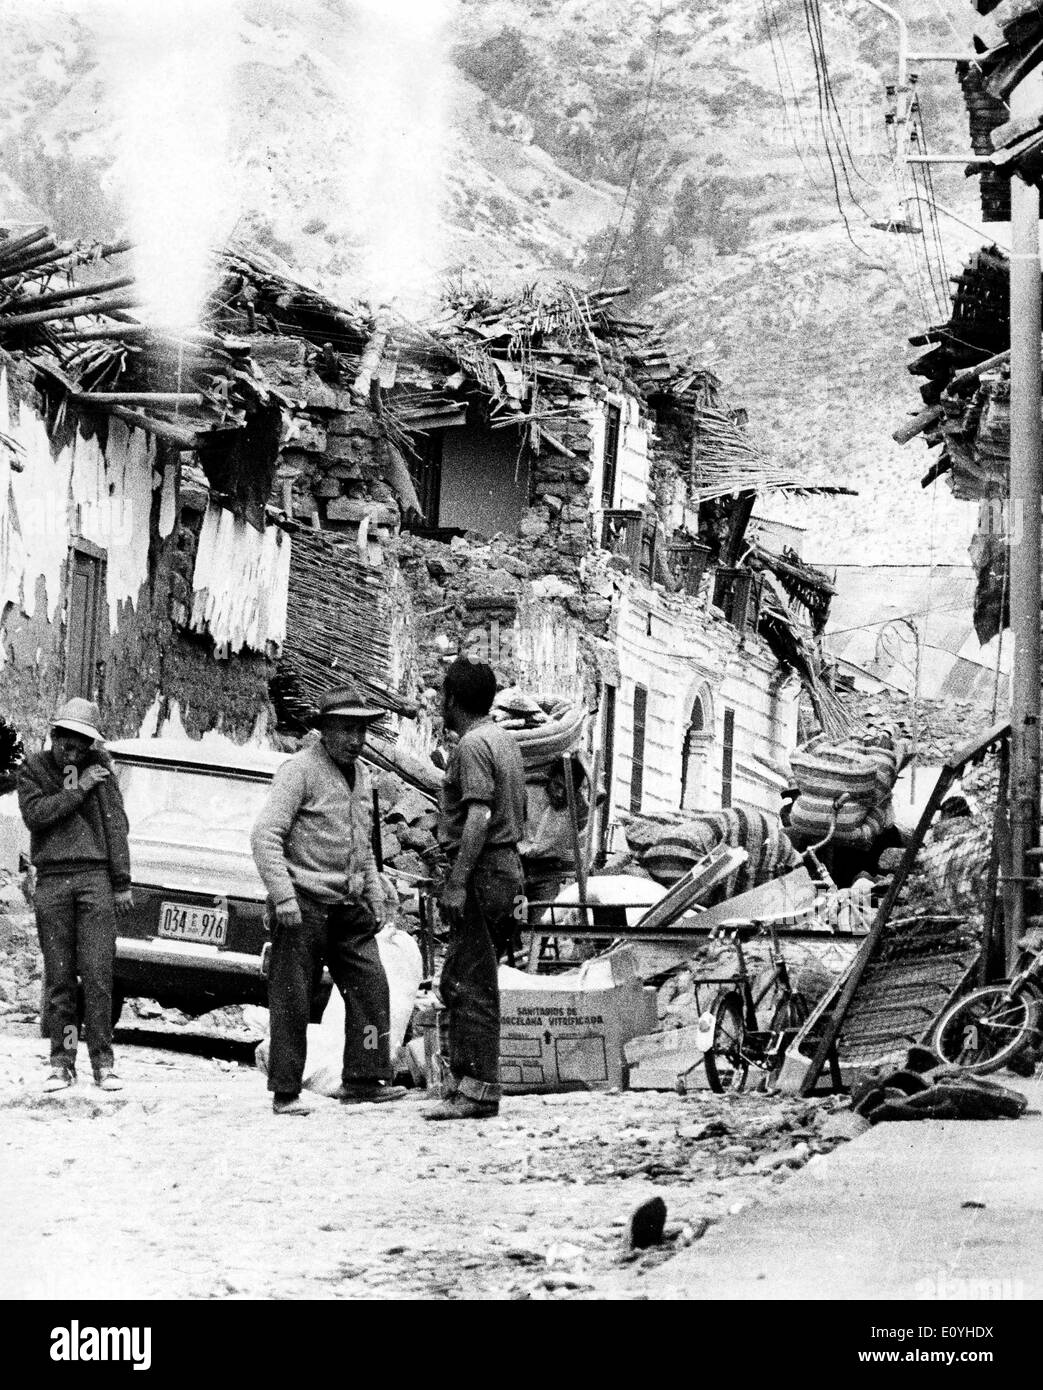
[624,1022,711,1091]
[498,957,657,1093]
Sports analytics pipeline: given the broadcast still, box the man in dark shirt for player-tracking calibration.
[426,658,525,1121]
[17,699,133,1092]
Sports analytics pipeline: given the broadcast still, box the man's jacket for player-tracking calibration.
[17,748,132,890]
[251,738,384,916]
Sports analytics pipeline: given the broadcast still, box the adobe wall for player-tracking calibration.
[0,363,274,751]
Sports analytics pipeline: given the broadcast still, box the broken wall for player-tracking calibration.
[0,364,273,749]
[611,577,799,820]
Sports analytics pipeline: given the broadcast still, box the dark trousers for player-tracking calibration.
[35,869,116,1075]
[266,895,392,1095]
[440,847,523,1103]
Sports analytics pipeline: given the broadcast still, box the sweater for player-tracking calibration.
[18,749,132,891]
[250,739,385,914]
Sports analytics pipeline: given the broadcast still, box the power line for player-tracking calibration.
[597,0,664,293]
[760,0,827,194]
[807,0,876,193]
[799,0,875,257]
[911,97,953,317]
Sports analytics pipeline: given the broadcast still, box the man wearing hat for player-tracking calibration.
[18,698,133,1092]
[251,682,404,1114]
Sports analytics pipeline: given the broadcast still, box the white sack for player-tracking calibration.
[254,924,424,1095]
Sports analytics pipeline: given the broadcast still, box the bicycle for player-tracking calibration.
[680,811,843,1094]
[696,914,811,1093]
[930,939,1043,1075]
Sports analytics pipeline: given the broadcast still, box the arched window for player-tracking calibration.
[679,683,714,811]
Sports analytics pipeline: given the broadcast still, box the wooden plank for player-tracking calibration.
[893,404,942,445]
[683,867,816,934]
[0,292,141,329]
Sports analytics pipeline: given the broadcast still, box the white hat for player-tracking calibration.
[51,698,102,742]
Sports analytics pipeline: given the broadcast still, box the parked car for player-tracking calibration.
[42,737,332,1030]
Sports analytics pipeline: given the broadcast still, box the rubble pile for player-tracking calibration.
[396,529,608,705]
[0,872,39,1023]
[373,770,441,914]
[256,340,420,542]
[837,690,993,767]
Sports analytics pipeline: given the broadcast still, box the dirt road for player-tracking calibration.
[0,1025,846,1300]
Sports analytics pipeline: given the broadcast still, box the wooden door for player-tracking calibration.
[65,542,107,701]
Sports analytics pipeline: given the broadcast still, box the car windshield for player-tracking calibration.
[115,761,272,856]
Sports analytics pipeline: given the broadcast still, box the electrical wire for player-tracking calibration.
[910,155,949,315]
[799,0,875,256]
[597,0,664,293]
[760,0,827,194]
[806,0,877,193]
[912,97,953,315]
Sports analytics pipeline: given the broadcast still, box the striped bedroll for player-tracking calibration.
[639,809,801,894]
[790,731,907,805]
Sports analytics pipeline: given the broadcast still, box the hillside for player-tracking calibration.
[0,0,992,561]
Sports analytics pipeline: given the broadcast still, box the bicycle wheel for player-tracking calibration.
[930,985,1042,1075]
[704,993,749,1093]
[766,992,809,1088]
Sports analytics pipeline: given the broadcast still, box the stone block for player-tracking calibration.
[380,828,402,862]
[556,535,587,556]
[388,850,427,880]
[399,824,437,853]
[327,410,380,439]
[385,788,432,826]
[324,497,398,526]
[519,514,550,540]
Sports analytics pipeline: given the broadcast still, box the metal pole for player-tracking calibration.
[562,756,588,907]
[909,619,921,807]
[1007,70,1043,971]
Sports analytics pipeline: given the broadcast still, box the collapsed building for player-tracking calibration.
[0,225,843,847]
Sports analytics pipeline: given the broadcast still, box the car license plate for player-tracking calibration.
[157,901,228,946]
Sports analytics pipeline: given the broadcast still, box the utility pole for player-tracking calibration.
[1005,71,1043,970]
[859,5,1042,969]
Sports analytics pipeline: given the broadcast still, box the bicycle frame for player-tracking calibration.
[696,917,809,1092]
[716,922,795,1032]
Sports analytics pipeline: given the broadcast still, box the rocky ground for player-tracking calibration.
[1,876,858,1301]
[0,856,863,1302]
[0,1022,853,1301]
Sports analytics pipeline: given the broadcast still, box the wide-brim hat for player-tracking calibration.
[314,683,384,723]
[51,697,102,743]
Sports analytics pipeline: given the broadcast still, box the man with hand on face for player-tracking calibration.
[17,699,133,1093]
[426,657,526,1122]
[251,683,404,1115]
